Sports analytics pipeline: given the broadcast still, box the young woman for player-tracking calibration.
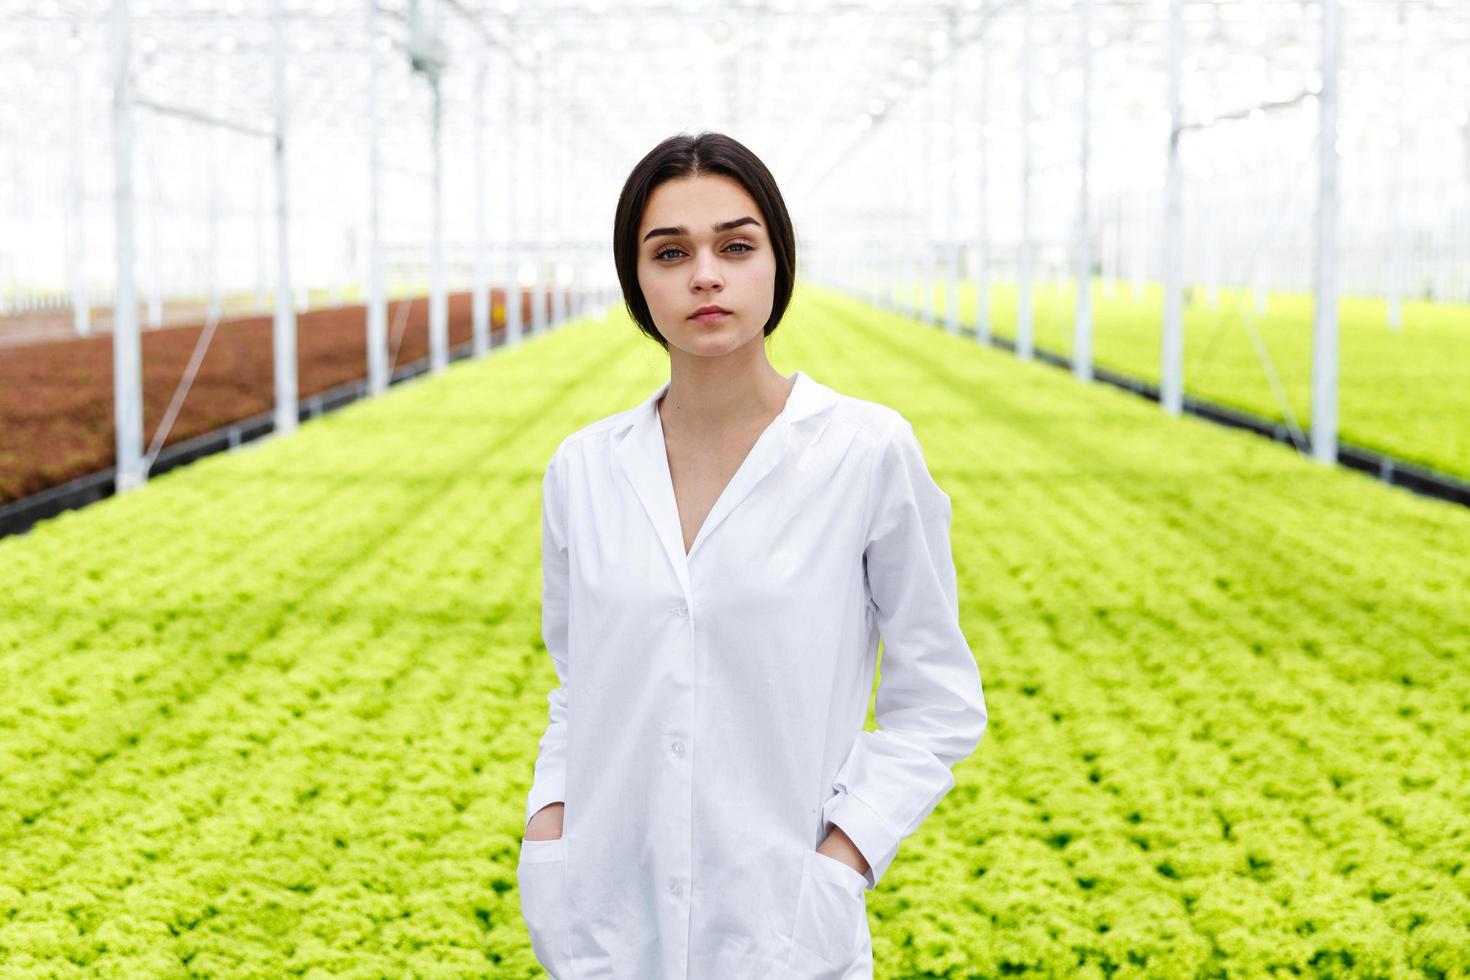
[517,131,987,980]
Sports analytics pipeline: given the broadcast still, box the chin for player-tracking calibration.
[668,318,727,345]
[687,325,763,355]
[679,337,739,358]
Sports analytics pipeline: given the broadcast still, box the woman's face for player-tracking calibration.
[636,173,777,358]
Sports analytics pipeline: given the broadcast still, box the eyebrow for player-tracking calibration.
[642,216,762,243]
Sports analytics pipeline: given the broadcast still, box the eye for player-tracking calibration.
[652,241,756,262]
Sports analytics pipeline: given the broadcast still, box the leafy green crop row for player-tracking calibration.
[808,287,1470,977]
[895,278,1470,483]
[0,286,1466,977]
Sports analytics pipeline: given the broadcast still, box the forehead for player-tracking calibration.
[640,173,763,235]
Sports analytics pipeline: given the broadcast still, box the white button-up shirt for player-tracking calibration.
[517,370,988,980]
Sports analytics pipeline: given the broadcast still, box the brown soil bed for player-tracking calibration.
[0,288,559,504]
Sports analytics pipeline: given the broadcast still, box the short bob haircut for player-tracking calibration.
[612,131,797,352]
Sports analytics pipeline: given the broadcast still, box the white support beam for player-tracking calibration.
[1387,0,1407,330]
[1073,0,1093,383]
[472,59,490,357]
[1161,0,1184,416]
[905,116,917,316]
[111,0,144,493]
[133,97,274,140]
[367,0,388,395]
[1311,0,1341,464]
[1017,0,1034,361]
[920,84,934,327]
[530,60,547,337]
[944,11,960,337]
[272,0,298,437]
[976,34,990,346]
[970,34,993,346]
[429,74,447,373]
[206,74,221,326]
[506,61,523,346]
[68,34,91,338]
[558,111,571,327]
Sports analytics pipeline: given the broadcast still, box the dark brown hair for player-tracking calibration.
[612,131,797,352]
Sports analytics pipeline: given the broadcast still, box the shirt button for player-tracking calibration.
[669,880,683,898]
[671,740,685,758]
[672,601,688,618]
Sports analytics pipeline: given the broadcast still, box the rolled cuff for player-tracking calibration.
[822,790,896,891]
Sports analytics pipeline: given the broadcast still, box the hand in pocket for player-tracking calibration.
[518,835,573,978]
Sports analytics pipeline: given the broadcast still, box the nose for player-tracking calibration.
[690,247,723,292]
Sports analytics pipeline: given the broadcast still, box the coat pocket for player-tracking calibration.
[517,835,573,979]
[785,849,868,977]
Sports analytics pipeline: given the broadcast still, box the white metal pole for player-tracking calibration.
[272,0,298,436]
[506,62,523,345]
[908,122,920,315]
[1161,0,1184,415]
[556,98,570,327]
[900,123,910,314]
[1311,0,1341,464]
[1073,0,1093,382]
[472,60,489,356]
[1017,0,1034,360]
[1463,125,1470,297]
[550,94,565,327]
[206,69,221,325]
[530,63,546,336]
[976,36,990,345]
[366,0,387,394]
[111,0,144,492]
[920,84,933,327]
[1387,0,1406,330]
[549,85,562,329]
[878,142,889,308]
[1252,174,1269,314]
[890,134,902,311]
[429,75,447,373]
[575,243,587,318]
[69,35,91,338]
[944,25,959,335]
[568,245,581,322]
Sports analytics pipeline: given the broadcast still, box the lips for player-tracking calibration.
[690,306,731,319]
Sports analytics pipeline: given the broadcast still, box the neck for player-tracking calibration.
[658,359,795,437]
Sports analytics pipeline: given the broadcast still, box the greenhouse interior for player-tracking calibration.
[0,0,1467,976]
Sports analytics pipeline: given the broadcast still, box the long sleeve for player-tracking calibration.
[526,447,572,831]
[822,416,988,890]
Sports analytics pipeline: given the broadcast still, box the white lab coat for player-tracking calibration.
[518,370,988,980]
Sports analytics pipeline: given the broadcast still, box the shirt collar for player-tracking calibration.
[612,370,839,588]
[626,369,836,431]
